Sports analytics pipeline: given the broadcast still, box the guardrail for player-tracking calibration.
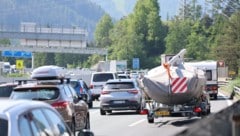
[233,86,240,95]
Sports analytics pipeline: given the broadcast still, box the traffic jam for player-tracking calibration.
[0,50,229,136]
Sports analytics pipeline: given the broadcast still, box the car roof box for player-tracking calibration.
[31,65,67,80]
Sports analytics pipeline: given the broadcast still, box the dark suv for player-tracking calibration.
[9,65,90,134]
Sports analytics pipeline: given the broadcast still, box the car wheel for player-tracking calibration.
[70,119,76,135]
[85,114,90,129]
[100,108,106,115]
[88,101,93,108]
[214,94,218,100]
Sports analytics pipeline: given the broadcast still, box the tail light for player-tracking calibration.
[89,85,93,89]
[206,85,218,91]
[80,87,83,93]
[101,90,110,95]
[140,109,149,115]
[128,90,138,94]
[211,85,218,90]
[51,101,69,108]
[194,107,202,113]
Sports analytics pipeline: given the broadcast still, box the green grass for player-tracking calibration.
[220,77,240,100]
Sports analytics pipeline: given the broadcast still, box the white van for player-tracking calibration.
[90,72,118,100]
[185,61,218,99]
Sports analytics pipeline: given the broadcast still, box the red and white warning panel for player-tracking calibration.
[171,77,188,93]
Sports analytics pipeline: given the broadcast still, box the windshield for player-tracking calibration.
[11,88,59,100]
[104,82,134,89]
[93,73,114,82]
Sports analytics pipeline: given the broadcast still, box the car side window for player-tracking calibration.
[19,109,53,136]
[63,85,73,98]
[43,108,71,136]
[68,85,78,97]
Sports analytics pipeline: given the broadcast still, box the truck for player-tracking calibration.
[185,61,218,99]
[139,49,211,123]
[0,62,11,74]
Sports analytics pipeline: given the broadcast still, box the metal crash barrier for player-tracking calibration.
[176,100,240,136]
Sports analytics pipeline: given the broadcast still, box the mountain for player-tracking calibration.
[89,0,207,20]
[0,0,105,40]
[89,0,180,20]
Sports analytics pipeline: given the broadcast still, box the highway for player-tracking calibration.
[87,92,233,136]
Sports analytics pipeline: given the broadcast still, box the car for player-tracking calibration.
[117,73,130,79]
[90,71,118,100]
[0,82,18,98]
[10,65,90,134]
[70,79,93,108]
[99,79,145,115]
[0,99,73,136]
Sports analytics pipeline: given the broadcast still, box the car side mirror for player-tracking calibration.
[78,129,94,136]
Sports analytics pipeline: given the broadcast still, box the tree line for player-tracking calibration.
[1,0,240,75]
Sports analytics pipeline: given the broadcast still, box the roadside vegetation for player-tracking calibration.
[220,78,240,100]
[1,0,240,73]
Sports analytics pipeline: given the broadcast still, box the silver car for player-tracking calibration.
[0,99,73,136]
[99,79,145,115]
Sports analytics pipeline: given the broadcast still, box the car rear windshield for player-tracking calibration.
[0,86,14,97]
[93,73,114,82]
[0,118,8,136]
[105,82,134,89]
[11,88,59,100]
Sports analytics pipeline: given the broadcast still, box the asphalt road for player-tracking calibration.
[88,92,233,136]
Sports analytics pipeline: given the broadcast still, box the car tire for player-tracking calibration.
[85,114,90,129]
[100,108,106,115]
[214,94,218,100]
[70,119,76,135]
[88,101,93,108]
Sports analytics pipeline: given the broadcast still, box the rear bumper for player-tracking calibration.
[100,100,141,111]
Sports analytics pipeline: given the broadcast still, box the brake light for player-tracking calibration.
[194,107,202,113]
[90,85,93,89]
[211,86,218,90]
[205,85,218,91]
[51,101,69,108]
[101,90,110,95]
[80,88,83,93]
[128,90,138,94]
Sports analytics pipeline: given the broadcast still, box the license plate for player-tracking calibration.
[155,111,170,116]
[113,101,125,104]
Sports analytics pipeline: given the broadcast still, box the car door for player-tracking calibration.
[65,85,87,130]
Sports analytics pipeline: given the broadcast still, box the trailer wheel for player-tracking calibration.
[214,94,218,100]
[147,113,154,123]
[148,117,154,123]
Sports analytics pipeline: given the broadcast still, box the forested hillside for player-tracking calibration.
[0,0,105,40]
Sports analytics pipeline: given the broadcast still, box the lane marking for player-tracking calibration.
[128,119,146,127]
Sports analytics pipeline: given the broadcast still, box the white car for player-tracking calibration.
[90,72,118,100]
[99,79,145,115]
[0,99,73,136]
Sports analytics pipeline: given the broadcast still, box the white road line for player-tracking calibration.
[128,119,146,127]
[219,92,233,106]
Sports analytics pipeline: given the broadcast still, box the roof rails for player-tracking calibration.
[15,79,37,85]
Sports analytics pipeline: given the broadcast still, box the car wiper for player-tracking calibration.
[32,98,50,101]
